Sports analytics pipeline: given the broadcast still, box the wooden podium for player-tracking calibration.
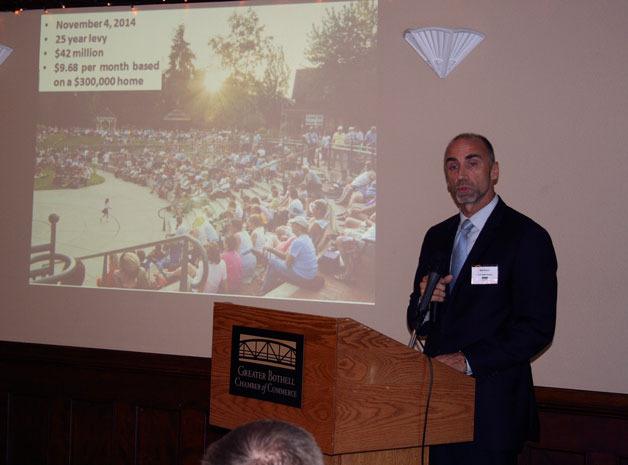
[210,302,475,465]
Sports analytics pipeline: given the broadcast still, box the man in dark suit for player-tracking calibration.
[407,133,557,465]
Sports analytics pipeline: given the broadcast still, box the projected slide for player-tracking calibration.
[30,0,377,303]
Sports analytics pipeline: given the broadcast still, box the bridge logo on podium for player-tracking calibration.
[229,325,304,407]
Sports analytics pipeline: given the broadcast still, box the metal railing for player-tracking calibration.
[77,233,208,292]
[30,213,80,284]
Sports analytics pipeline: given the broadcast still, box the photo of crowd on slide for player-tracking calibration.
[30,1,377,303]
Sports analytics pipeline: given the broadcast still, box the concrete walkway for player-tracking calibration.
[31,171,169,285]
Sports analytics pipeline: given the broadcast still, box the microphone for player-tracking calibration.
[417,271,441,319]
[408,270,442,348]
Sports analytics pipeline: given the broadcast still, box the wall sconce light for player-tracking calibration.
[404,27,485,78]
[0,44,13,66]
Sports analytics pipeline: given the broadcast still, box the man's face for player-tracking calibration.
[444,137,499,216]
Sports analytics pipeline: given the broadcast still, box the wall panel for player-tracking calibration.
[0,341,224,465]
[1,341,626,465]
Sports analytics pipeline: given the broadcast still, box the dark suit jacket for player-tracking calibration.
[407,198,557,451]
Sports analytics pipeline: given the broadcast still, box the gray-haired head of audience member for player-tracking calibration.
[201,420,324,465]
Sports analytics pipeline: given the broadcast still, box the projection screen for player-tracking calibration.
[27,0,377,304]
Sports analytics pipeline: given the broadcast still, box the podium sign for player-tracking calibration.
[228,325,304,407]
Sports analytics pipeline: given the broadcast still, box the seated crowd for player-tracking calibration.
[35,145,94,189]
[37,125,376,296]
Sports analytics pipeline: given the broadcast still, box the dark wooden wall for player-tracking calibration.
[1,341,627,465]
[521,388,628,465]
[0,341,226,465]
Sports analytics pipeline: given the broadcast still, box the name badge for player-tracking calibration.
[471,265,498,285]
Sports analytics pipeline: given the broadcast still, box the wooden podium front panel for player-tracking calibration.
[424,361,475,444]
[333,319,475,453]
[210,303,338,453]
[324,447,424,465]
[211,303,474,457]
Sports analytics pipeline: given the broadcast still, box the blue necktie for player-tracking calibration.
[450,219,474,288]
